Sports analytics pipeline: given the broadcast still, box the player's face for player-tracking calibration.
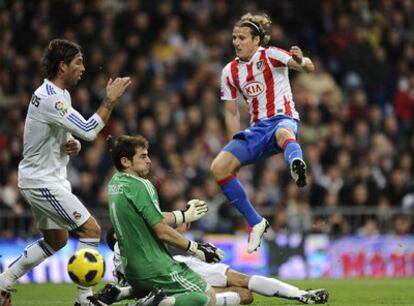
[64,53,85,87]
[130,146,151,177]
[232,26,260,61]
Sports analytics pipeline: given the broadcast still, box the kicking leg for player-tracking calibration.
[0,229,65,305]
[72,216,101,306]
[211,151,268,253]
[0,229,65,290]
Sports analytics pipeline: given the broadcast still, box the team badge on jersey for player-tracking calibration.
[73,211,82,220]
[256,60,264,71]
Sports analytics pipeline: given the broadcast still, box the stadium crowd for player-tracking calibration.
[0,0,413,238]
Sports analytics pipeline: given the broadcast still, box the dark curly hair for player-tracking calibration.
[41,39,82,80]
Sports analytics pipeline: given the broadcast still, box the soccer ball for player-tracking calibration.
[67,248,105,286]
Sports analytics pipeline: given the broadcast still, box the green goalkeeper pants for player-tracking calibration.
[129,264,210,305]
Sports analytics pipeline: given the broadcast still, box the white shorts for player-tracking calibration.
[173,255,230,287]
[19,181,90,231]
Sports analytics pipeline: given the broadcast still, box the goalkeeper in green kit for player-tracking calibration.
[106,134,223,306]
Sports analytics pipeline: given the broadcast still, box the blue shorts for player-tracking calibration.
[223,116,299,166]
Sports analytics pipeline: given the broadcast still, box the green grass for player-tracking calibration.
[12,278,413,305]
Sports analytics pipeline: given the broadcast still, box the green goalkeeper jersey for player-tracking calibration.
[108,171,180,280]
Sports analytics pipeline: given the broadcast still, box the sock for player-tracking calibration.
[282,139,303,166]
[218,176,262,226]
[117,286,134,300]
[0,239,54,290]
[76,238,100,303]
[248,275,305,299]
[77,238,100,250]
[216,292,241,305]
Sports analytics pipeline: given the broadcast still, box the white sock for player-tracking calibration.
[76,238,100,303]
[117,286,134,300]
[77,238,100,250]
[0,239,54,290]
[248,275,305,299]
[216,292,241,305]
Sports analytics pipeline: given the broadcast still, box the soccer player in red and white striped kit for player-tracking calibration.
[211,13,314,253]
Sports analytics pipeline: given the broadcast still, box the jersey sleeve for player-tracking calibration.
[124,180,164,227]
[40,95,105,141]
[266,47,292,67]
[220,64,238,101]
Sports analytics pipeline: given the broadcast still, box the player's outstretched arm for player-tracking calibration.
[152,220,224,263]
[287,46,314,73]
[162,199,208,227]
[96,77,132,123]
[172,199,208,225]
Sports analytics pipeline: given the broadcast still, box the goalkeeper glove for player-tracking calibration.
[172,199,208,226]
[186,241,224,263]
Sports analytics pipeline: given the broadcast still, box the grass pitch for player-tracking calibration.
[12,278,413,305]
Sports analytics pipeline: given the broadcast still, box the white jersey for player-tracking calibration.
[220,46,299,124]
[18,79,105,188]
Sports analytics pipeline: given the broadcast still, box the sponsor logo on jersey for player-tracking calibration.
[242,81,264,97]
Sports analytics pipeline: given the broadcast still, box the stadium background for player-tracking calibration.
[0,0,414,283]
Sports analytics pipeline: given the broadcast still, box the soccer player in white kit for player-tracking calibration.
[0,39,131,306]
[210,13,315,253]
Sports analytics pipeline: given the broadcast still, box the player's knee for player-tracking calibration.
[206,288,216,306]
[88,220,101,238]
[276,128,295,146]
[225,287,253,305]
[239,289,254,305]
[76,217,101,238]
[210,156,235,180]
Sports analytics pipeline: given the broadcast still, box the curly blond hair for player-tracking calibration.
[235,13,272,46]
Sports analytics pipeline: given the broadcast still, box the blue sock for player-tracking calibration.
[218,176,262,226]
[283,140,303,165]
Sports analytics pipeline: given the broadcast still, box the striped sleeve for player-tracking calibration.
[220,63,238,101]
[41,95,105,141]
[266,46,291,67]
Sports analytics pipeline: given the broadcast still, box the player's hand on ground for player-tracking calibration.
[186,241,224,263]
[63,139,81,155]
[290,46,304,65]
[106,77,131,103]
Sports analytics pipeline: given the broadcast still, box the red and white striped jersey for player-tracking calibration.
[220,46,299,124]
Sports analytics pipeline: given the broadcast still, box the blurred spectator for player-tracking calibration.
[393,214,413,235]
